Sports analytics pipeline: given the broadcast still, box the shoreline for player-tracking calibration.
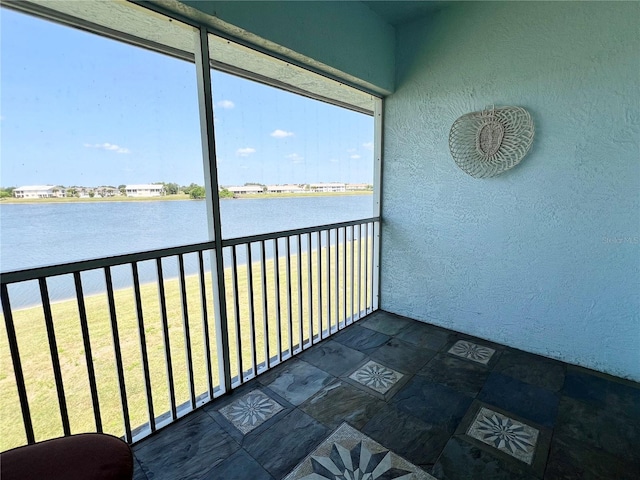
[228,191,372,200]
[0,191,371,205]
[7,237,364,312]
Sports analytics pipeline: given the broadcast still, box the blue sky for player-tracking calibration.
[0,8,374,188]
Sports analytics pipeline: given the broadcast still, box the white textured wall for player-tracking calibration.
[381,2,640,380]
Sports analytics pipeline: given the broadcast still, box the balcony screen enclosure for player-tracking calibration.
[0,0,381,450]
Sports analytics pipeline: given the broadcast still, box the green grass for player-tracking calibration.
[0,240,374,450]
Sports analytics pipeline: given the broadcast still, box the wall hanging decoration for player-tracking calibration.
[449,106,535,178]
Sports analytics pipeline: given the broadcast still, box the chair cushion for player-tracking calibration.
[1,433,133,480]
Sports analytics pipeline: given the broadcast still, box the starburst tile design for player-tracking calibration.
[349,361,404,394]
[448,340,496,365]
[284,423,436,480]
[467,407,539,464]
[219,389,283,434]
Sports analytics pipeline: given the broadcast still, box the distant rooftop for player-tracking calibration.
[15,185,56,190]
[125,184,164,190]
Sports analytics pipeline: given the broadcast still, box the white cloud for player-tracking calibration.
[216,100,235,109]
[271,129,294,138]
[329,158,339,163]
[362,142,374,151]
[236,147,256,157]
[84,142,130,154]
[347,148,357,153]
[350,154,361,159]
[286,153,304,164]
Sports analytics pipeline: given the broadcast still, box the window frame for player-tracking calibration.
[1,0,383,395]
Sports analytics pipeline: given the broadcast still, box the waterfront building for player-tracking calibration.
[225,185,264,195]
[124,184,164,197]
[309,182,346,192]
[266,184,306,194]
[95,186,118,197]
[346,183,371,191]
[13,185,66,198]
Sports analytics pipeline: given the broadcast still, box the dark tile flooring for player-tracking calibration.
[132,311,640,480]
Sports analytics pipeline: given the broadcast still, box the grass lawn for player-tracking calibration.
[0,239,374,450]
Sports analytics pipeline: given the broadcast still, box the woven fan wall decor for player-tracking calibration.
[449,106,535,178]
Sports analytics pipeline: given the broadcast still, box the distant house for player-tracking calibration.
[13,185,66,198]
[125,184,164,197]
[310,182,346,193]
[95,186,118,197]
[77,188,92,198]
[346,183,370,191]
[266,184,306,194]
[226,185,264,195]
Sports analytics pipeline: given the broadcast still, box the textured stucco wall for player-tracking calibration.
[173,0,395,94]
[381,2,640,380]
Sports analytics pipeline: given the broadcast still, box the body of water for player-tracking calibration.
[1,195,373,307]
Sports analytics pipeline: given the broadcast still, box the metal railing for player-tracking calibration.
[0,217,379,449]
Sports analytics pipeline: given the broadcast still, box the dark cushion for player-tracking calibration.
[1,433,133,480]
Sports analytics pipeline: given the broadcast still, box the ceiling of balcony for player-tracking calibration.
[362,1,451,26]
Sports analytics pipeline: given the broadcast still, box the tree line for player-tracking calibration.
[0,183,206,200]
[0,187,15,198]
[1,181,372,200]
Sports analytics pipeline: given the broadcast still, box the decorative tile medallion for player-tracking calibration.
[467,407,539,464]
[219,389,283,434]
[448,340,496,365]
[284,422,436,480]
[348,360,404,394]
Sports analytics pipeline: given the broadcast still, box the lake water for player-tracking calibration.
[0,195,373,307]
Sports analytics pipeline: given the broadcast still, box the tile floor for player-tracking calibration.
[132,311,640,480]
